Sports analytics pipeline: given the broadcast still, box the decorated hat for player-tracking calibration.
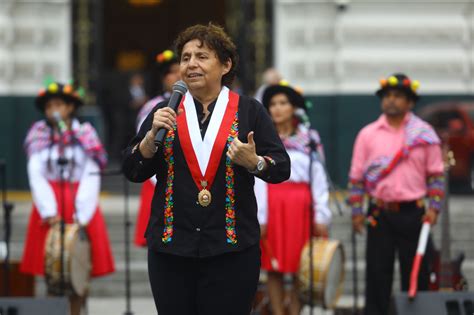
[155,49,179,76]
[376,73,420,101]
[262,80,307,111]
[35,80,84,111]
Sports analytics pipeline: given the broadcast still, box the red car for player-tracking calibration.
[418,101,474,192]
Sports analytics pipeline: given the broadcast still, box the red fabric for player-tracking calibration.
[260,182,311,273]
[409,254,423,298]
[134,179,155,247]
[20,181,115,277]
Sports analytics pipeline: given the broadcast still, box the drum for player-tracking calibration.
[297,238,345,309]
[44,223,91,297]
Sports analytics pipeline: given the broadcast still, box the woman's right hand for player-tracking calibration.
[44,215,60,226]
[150,107,178,136]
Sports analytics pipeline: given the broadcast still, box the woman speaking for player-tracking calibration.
[122,24,290,315]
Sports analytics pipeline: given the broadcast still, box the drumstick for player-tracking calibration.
[408,221,431,299]
[262,239,279,271]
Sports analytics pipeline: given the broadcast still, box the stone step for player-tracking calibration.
[6,194,474,298]
[8,216,474,243]
[8,236,474,265]
[27,250,474,297]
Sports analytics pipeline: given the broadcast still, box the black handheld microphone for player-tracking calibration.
[154,80,188,147]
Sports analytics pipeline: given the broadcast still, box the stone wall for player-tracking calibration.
[0,0,71,95]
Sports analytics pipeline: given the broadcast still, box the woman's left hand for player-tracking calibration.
[227,131,259,170]
[313,223,329,238]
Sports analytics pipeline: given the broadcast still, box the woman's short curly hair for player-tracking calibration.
[174,23,238,87]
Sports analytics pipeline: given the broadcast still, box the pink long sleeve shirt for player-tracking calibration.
[349,113,444,202]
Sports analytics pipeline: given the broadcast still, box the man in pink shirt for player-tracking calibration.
[348,73,444,315]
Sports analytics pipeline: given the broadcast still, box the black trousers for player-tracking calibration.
[148,244,261,315]
[364,201,430,315]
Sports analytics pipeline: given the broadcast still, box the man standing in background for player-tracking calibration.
[348,73,444,315]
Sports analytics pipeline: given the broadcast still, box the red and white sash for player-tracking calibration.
[177,86,239,191]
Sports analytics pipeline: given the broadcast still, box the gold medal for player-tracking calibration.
[198,189,212,207]
[198,181,212,207]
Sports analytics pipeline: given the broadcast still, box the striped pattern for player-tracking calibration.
[348,114,442,215]
[364,114,440,193]
[281,125,324,158]
[348,178,365,215]
[427,173,445,212]
[408,221,431,298]
[24,119,107,170]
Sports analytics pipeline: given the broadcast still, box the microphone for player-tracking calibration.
[154,80,188,147]
[295,108,321,159]
[53,111,68,133]
[295,108,310,128]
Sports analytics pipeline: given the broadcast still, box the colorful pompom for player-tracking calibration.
[63,85,73,94]
[279,79,289,87]
[163,50,174,60]
[76,87,85,98]
[411,80,420,91]
[388,76,398,86]
[48,83,59,93]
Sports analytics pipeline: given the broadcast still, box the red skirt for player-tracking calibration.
[134,179,155,247]
[260,182,311,273]
[20,181,115,277]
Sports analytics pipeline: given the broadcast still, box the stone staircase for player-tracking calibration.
[4,189,474,313]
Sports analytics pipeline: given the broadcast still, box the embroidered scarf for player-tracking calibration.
[281,125,324,158]
[364,114,440,192]
[24,119,108,170]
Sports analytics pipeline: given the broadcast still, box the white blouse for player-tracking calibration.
[136,96,164,186]
[27,143,100,225]
[254,149,332,225]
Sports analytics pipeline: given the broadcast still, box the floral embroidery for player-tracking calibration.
[348,178,365,215]
[427,173,445,212]
[161,114,240,244]
[162,127,176,243]
[263,156,276,166]
[225,113,239,244]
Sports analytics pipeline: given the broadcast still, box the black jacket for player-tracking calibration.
[122,94,290,257]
